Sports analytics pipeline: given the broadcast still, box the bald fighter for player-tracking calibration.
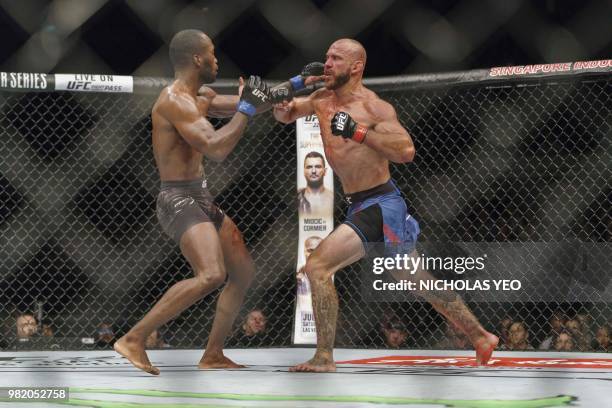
[114,29,270,375]
[273,39,498,372]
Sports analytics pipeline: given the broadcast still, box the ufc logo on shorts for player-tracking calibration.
[253,89,268,101]
[336,112,348,131]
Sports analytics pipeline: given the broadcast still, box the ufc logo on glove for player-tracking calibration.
[336,112,348,131]
[253,89,268,101]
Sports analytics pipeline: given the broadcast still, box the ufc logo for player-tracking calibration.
[67,81,91,90]
[335,112,348,131]
[253,89,268,101]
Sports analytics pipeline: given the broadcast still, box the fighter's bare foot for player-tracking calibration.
[289,356,336,373]
[114,335,160,375]
[198,354,245,369]
[474,332,499,366]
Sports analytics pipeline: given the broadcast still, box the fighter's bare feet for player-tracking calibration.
[114,335,160,375]
[198,353,245,369]
[289,356,336,373]
[474,332,499,366]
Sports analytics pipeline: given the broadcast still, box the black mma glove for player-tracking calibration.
[269,62,324,104]
[330,111,368,144]
[237,75,270,117]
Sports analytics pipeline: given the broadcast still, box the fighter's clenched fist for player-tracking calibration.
[237,75,270,117]
[330,111,368,144]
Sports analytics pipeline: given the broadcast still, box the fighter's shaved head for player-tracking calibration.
[169,29,211,70]
[331,38,367,65]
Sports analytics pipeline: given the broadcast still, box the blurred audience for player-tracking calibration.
[553,330,575,352]
[363,311,409,349]
[95,323,116,348]
[502,321,534,351]
[16,313,38,340]
[2,305,607,353]
[592,325,609,352]
[41,323,54,338]
[565,318,588,351]
[382,320,408,349]
[145,328,170,349]
[539,310,565,350]
[575,312,593,347]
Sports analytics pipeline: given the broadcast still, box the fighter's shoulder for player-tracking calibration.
[155,86,199,120]
[362,91,397,120]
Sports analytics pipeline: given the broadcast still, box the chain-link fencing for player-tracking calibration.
[0,65,610,351]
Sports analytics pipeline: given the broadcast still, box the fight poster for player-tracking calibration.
[293,115,335,344]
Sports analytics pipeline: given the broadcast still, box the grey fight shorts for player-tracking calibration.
[156,178,225,243]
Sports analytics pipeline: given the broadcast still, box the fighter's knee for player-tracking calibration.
[194,267,226,293]
[304,255,330,283]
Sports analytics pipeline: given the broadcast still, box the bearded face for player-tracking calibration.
[304,157,325,188]
[324,69,350,90]
[323,41,364,90]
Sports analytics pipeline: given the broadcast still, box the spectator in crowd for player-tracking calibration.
[242,309,267,337]
[539,310,565,350]
[575,312,593,347]
[41,323,54,338]
[363,311,409,348]
[382,320,408,349]
[95,323,116,348]
[378,311,409,349]
[502,321,534,351]
[435,321,470,350]
[592,324,609,352]
[145,329,170,349]
[226,308,269,347]
[565,318,588,351]
[16,313,38,340]
[553,330,575,352]
[575,313,591,331]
